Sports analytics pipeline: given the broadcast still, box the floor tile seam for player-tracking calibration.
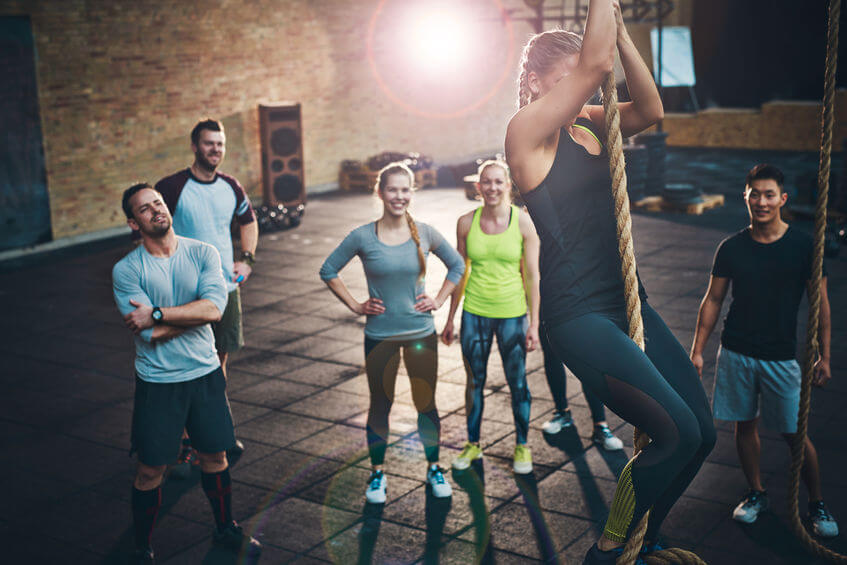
[228,372,344,411]
[556,462,628,481]
[288,444,370,467]
[686,514,735,553]
[239,333,314,349]
[227,363,316,381]
[692,537,785,559]
[481,430,582,463]
[229,359,359,382]
[234,417,338,451]
[271,350,362,368]
[0,349,107,376]
[47,430,132,459]
[233,459,360,506]
[0,524,106,559]
[442,493,520,542]
[244,317,344,339]
[295,505,469,562]
[243,285,327,300]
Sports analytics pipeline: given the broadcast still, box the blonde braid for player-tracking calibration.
[405,210,426,281]
[518,67,531,108]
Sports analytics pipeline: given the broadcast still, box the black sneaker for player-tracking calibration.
[131,547,154,564]
[213,522,262,555]
[583,543,646,564]
[228,439,245,457]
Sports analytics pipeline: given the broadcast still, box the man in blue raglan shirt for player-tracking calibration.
[114,183,260,563]
[152,118,258,466]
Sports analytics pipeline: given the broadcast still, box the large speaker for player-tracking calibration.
[259,102,305,209]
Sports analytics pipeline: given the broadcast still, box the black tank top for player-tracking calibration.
[522,117,647,326]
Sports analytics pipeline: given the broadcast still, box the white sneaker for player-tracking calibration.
[427,465,453,498]
[732,490,768,523]
[592,424,624,451]
[365,470,386,504]
[809,500,839,537]
[541,411,574,435]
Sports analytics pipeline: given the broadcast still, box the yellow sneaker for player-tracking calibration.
[452,442,483,470]
[513,444,533,474]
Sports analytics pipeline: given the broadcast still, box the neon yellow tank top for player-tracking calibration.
[463,204,527,319]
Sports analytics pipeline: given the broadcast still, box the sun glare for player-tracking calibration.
[407,10,473,73]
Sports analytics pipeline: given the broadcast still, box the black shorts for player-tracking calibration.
[131,367,236,466]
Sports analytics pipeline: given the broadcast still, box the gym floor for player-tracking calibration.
[1,148,845,564]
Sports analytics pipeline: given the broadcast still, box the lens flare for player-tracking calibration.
[367,0,514,119]
[407,10,473,73]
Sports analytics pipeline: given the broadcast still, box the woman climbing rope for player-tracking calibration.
[504,1,715,562]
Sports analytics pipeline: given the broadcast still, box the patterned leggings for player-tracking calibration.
[460,310,531,444]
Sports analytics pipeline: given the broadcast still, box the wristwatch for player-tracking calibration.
[240,250,255,267]
[152,306,164,324]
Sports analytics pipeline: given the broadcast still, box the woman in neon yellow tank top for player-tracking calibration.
[441,160,540,474]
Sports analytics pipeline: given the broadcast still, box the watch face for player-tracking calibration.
[152,309,163,321]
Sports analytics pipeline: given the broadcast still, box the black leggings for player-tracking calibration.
[545,303,715,542]
[364,333,440,466]
[540,327,606,423]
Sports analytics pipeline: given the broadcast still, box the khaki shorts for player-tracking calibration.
[213,288,244,354]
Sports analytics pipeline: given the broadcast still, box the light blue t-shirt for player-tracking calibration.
[168,174,252,292]
[112,236,229,383]
[320,222,464,341]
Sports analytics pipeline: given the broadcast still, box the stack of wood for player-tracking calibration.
[338,152,437,192]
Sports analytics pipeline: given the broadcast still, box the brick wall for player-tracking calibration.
[2,0,712,242]
[2,0,540,240]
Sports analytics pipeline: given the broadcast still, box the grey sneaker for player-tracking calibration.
[365,470,387,504]
[592,424,624,451]
[809,500,839,537]
[542,410,574,434]
[732,490,769,523]
[426,465,453,498]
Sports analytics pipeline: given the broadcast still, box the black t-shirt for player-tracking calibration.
[523,117,647,326]
[712,227,826,360]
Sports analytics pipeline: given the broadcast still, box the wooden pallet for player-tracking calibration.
[339,169,379,192]
[415,169,437,189]
[632,193,725,215]
[339,167,438,191]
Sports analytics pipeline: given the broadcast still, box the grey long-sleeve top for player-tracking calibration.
[320,222,464,341]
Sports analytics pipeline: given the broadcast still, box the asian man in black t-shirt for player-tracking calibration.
[691,164,836,537]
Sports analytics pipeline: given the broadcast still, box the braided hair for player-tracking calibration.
[375,162,426,281]
[517,29,583,108]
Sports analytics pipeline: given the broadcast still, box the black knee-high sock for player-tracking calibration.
[201,468,233,530]
[131,485,162,550]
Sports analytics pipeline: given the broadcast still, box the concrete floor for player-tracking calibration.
[1,150,846,564]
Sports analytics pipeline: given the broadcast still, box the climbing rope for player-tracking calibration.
[600,73,706,565]
[789,0,844,563]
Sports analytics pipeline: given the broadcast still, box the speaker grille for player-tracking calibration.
[270,127,300,157]
[273,174,304,202]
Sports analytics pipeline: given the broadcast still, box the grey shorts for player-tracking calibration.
[213,288,244,354]
[712,346,801,433]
